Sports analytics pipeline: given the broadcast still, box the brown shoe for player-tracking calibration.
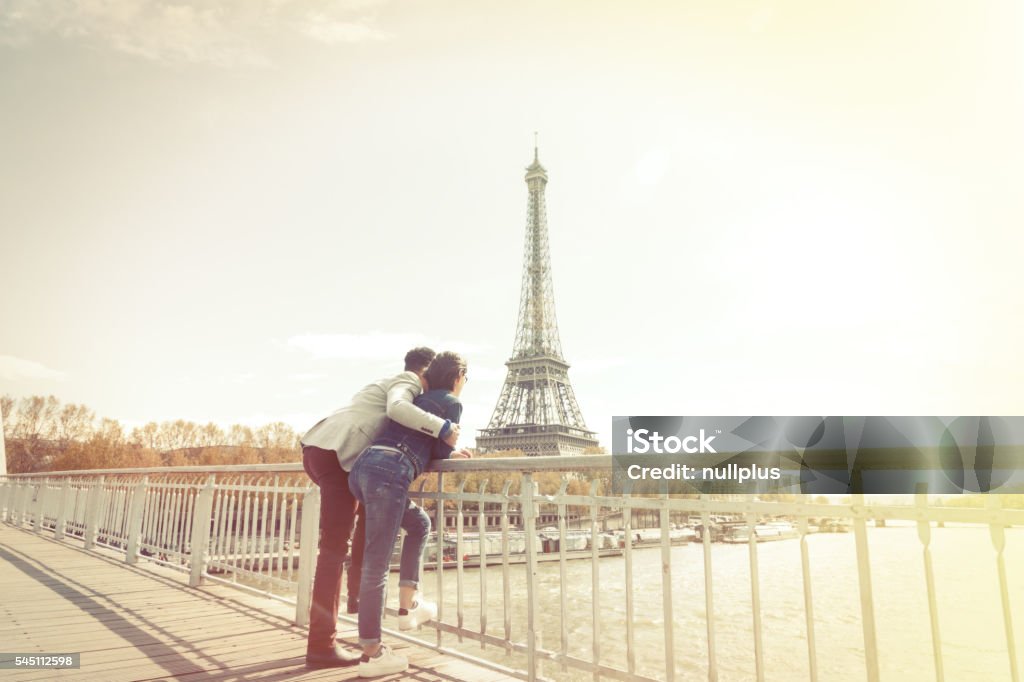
[306,643,361,668]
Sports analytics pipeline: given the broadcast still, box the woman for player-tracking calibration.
[347,351,470,677]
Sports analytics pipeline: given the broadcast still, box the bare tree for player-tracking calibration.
[7,395,61,471]
[254,421,298,450]
[159,419,200,451]
[131,422,160,450]
[13,395,59,443]
[3,394,306,472]
[56,403,94,448]
[197,422,225,448]
[227,424,254,447]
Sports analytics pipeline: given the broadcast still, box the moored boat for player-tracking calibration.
[721,520,799,543]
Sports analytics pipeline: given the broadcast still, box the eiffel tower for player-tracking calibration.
[476,142,599,457]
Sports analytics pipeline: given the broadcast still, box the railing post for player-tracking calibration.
[0,478,11,522]
[12,481,24,525]
[746,510,764,682]
[797,514,818,682]
[435,472,446,648]
[987,494,1019,682]
[592,481,605,682]
[54,479,69,540]
[23,482,36,528]
[189,475,216,587]
[33,478,48,533]
[500,480,513,653]
[15,481,29,527]
[622,498,636,677]
[557,480,571,672]
[84,476,106,549]
[126,476,149,565]
[9,481,20,525]
[915,487,944,682]
[521,473,539,682]
[478,481,489,651]
[455,479,467,643]
[295,484,320,626]
[12,477,25,524]
[700,496,719,682]
[852,493,880,682]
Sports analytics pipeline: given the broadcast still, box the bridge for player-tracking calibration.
[1,457,1022,681]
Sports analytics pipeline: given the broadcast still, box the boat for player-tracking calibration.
[692,515,748,543]
[816,518,852,533]
[721,520,799,543]
[612,525,695,547]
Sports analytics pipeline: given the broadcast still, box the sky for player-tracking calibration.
[1,1,1023,451]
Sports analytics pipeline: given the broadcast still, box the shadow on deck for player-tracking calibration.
[0,526,512,681]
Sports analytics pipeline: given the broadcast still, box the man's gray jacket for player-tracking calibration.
[300,371,447,471]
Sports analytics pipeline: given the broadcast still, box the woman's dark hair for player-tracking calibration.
[404,347,436,373]
[424,351,466,391]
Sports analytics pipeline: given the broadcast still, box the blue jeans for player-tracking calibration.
[348,447,431,646]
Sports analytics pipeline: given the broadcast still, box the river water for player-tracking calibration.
[387,524,1024,681]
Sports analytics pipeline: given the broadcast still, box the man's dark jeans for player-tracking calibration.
[302,445,358,649]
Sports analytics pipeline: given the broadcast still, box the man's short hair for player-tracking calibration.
[424,351,466,392]
[404,347,436,373]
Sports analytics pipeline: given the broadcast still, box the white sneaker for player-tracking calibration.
[358,644,408,677]
[398,599,437,630]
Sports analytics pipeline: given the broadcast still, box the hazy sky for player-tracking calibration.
[2,1,1023,449]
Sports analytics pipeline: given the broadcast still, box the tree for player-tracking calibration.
[6,395,61,472]
[254,422,298,450]
[56,403,94,448]
[161,419,200,451]
[13,395,59,442]
[196,422,225,448]
[2,394,309,472]
[254,422,299,463]
[52,418,128,470]
[131,422,160,450]
[227,424,254,447]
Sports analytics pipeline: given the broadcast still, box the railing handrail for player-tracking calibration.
[0,455,616,478]
[5,463,1024,528]
[0,463,309,477]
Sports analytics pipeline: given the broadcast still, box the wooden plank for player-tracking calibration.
[0,526,518,682]
[2,610,282,640]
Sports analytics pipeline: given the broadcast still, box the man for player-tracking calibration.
[300,347,459,668]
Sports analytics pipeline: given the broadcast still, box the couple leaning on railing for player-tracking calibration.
[299,346,474,678]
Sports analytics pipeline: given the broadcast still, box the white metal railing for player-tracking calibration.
[1,457,1022,682]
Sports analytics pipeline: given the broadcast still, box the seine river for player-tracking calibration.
[387,524,1024,681]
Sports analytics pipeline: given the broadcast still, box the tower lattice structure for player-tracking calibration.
[476,145,599,457]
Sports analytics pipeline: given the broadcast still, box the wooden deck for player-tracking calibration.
[0,525,516,681]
